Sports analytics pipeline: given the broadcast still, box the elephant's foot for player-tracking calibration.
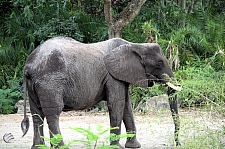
[125,137,141,148]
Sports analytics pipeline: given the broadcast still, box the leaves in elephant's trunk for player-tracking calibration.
[21,115,29,137]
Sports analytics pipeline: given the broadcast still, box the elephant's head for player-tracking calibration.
[104,43,174,88]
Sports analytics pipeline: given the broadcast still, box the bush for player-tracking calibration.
[129,84,165,109]
[74,12,108,43]
[0,84,22,114]
[0,65,14,88]
[34,17,84,43]
[175,64,225,109]
[0,61,23,114]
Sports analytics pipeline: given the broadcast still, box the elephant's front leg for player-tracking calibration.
[123,87,141,148]
[107,80,126,149]
[108,101,125,149]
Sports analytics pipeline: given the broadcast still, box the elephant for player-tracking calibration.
[21,37,180,149]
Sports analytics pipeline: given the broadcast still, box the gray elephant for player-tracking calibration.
[21,37,180,149]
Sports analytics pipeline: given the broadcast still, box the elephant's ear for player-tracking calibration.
[104,44,148,88]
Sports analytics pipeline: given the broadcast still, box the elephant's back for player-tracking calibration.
[24,37,108,109]
[24,38,69,75]
[25,37,92,71]
[25,36,107,80]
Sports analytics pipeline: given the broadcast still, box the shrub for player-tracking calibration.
[0,65,14,88]
[34,17,84,43]
[175,64,225,109]
[0,85,21,114]
[129,84,165,109]
[0,62,23,114]
[74,12,108,43]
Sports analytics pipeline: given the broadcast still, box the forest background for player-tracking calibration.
[0,0,225,115]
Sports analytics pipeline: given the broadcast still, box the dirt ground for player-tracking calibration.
[0,110,224,149]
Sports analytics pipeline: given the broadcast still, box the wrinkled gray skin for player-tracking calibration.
[22,37,180,149]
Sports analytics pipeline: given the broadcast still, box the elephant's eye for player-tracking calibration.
[156,61,163,67]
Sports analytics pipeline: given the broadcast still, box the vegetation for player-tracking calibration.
[36,125,134,149]
[175,64,225,109]
[0,0,225,114]
[177,110,225,149]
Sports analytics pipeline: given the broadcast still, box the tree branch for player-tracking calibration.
[115,0,146,30]
[104,0,146,38]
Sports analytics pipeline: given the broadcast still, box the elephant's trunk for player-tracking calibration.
[167,87,181,146]
[162,70,181,146]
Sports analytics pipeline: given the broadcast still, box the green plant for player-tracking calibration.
[33,15,84,43]
[175,64,225,109]
[36,134,68,149]
[0,62,23,114]
[70,126,118,149]
[129,84,165,109]
[0,85,21,114]
[74,12,108,43]
[170,25,210,65]
[142,20,160,43]
[0,65,14,88]
[36,125,134,149]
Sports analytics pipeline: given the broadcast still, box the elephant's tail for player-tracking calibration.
[21,70,30,137]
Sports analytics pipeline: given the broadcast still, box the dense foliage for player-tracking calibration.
[0,0,225,114]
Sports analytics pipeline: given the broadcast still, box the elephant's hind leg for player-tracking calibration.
[45,113,64,147]
[36,79,65,148]
[31,114,45,149]
[41,103,64,148]
[29,95,45,149]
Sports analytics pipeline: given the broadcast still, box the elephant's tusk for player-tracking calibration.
[166,82,182,91]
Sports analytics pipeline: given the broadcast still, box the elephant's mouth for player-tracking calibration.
[146,73,182,91]
[146,74,166,86]
[147,76,182,91]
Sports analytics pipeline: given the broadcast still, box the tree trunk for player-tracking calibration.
[104,0,146,39]
[181,0,186,10]
[161,0,166,8]
[179,0,186,26]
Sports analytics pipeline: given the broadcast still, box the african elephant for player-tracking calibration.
[21,37,180,149]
